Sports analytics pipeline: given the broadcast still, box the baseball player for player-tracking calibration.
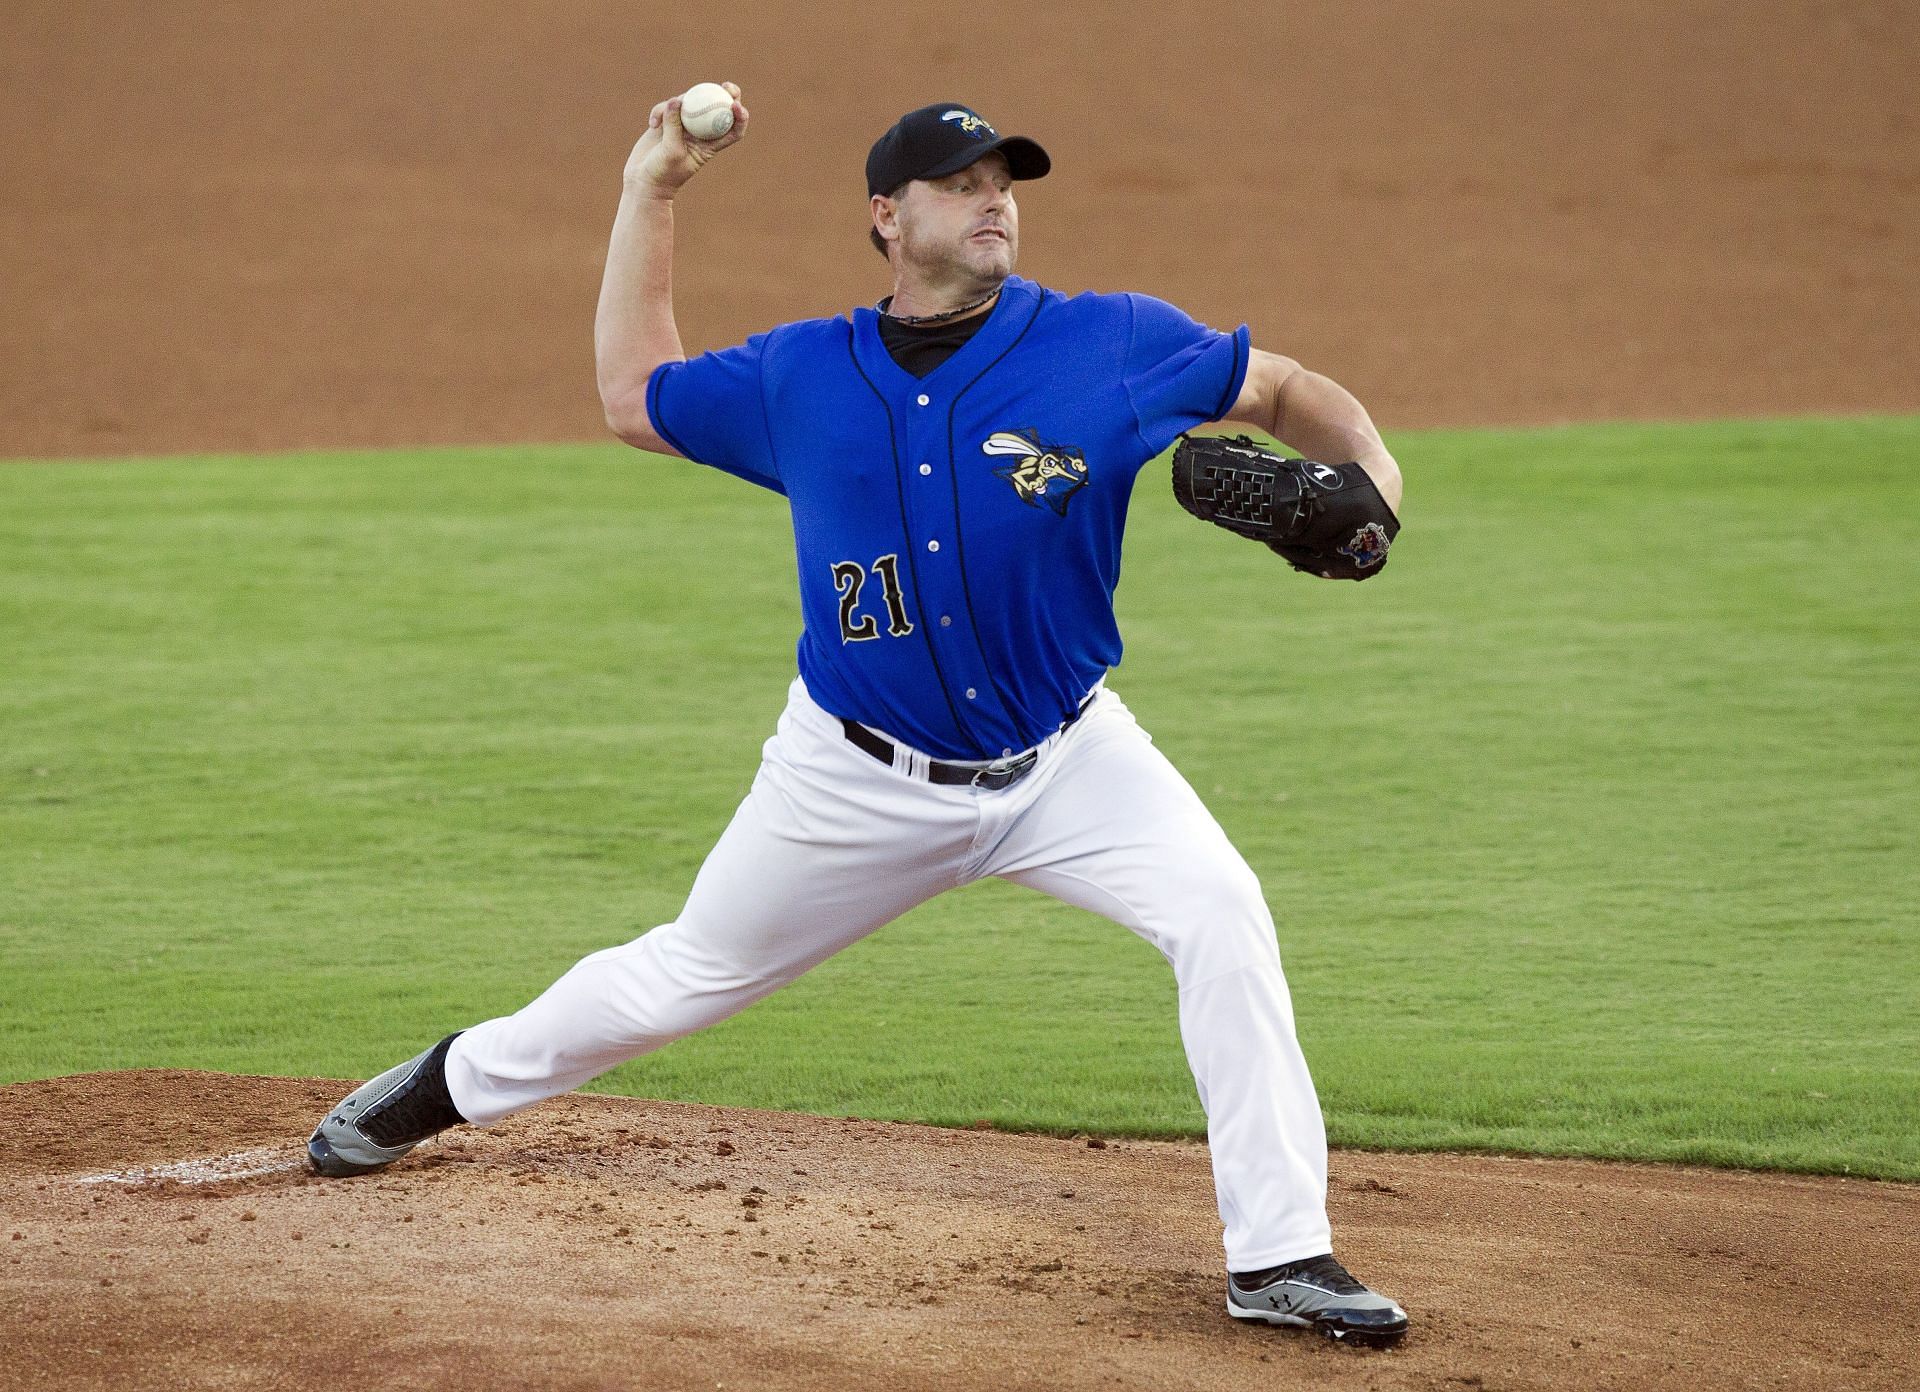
[307,87,1411,1345]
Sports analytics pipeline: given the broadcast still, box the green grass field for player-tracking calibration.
[3,417,1915,1179]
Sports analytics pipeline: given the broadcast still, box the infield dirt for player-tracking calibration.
[3,1072,1916,1392]
[4,3,1918,1389]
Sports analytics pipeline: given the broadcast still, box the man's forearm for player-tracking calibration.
[595,183,684,436]
[595,84,748,446]
[1271,368,1402,512]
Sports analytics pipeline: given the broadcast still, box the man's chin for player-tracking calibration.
[904,241,1015,290]
[964,243,1015,283]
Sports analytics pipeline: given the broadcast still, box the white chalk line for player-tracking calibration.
[73,1145,304,1187]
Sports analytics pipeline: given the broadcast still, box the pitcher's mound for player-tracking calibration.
[0,1071,1913,1391]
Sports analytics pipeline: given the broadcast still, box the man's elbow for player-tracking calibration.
[601,356,687,452]
[601,392,662,451]
[602,402,646,444]
[1263,352,1305,393]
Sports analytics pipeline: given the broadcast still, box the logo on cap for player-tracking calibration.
[941,109,996,139]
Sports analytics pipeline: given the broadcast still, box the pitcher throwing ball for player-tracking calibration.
[308,85,1411,1346]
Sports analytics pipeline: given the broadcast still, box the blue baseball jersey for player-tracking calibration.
[645,274,1250,761]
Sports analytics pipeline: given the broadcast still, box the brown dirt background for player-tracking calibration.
[2,0,1917,458]
[3,1073,1916,1392]
[4,3,1919,1388]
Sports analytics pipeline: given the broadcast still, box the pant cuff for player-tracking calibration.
[1226,1233,1335,1274]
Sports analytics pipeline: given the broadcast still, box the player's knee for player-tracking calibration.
[1181,849,1267,921]
[1149,853,1276,970]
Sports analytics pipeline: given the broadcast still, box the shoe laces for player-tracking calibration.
[362,1082,460,1147]
[360,1036,464,1146]
[1234,1252,1368,1295]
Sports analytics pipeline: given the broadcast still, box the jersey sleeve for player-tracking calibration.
[644,333,785,495]
[1121,293,1253,457]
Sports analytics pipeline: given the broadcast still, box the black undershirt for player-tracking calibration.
[875,302,994,378]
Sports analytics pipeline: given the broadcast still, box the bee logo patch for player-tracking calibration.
[941,109,996,139]
[982,429,1089,517]
[1338,522,1391,569]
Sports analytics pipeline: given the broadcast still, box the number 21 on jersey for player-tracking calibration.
[832,554,914,642]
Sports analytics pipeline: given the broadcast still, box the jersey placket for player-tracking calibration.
[902,385,1011,757]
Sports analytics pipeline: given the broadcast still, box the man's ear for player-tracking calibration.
[871,192,901,244]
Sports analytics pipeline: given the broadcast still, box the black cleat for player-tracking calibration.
[1227,1253,1410,1346]
[307,1032,466,1177]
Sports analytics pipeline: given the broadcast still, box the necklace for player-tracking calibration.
[877,288,1000,326]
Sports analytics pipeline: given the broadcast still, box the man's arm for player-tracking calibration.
[596,83,748,455]
[1220,349,1402,514]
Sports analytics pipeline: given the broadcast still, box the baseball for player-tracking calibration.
[680,83,735,141]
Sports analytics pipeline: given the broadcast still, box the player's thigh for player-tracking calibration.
[986,696,1276,974]
[670,701,974,979]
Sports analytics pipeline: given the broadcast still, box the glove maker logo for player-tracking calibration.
[982,429,1089,517]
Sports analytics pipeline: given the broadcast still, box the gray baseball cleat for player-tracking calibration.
[1226,1253,1410,1345]
[307,1032,467,1177]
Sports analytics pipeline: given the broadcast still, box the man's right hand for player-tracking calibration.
[625,83,748,197]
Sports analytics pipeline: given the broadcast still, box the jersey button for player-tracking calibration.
[927,539,940,552]
[965,688,977,700]
[916,394,930,407]
[919,463,932,476]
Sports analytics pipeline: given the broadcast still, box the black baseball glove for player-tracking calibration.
[1170,434,1400,580]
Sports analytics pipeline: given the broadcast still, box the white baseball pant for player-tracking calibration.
[444,675,1333,1270]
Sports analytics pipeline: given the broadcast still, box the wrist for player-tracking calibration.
[623,174,680,204]
[1354,453,1403,513]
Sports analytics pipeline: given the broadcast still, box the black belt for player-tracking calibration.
[840,692,1096,791]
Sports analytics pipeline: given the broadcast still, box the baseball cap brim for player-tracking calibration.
[919,135,1051,184]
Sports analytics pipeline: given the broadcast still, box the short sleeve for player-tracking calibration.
[1122,293,1252,457]
[645,333,784,494]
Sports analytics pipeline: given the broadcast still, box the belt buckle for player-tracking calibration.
[971,749,1038,790]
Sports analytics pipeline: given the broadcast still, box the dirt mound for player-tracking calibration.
[1,1072,1914,1391]
[4,1,1918,459]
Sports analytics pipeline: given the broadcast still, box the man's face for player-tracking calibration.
[881,151,1018,285]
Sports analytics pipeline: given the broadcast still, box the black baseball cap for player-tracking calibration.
[866,103,1051,198]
